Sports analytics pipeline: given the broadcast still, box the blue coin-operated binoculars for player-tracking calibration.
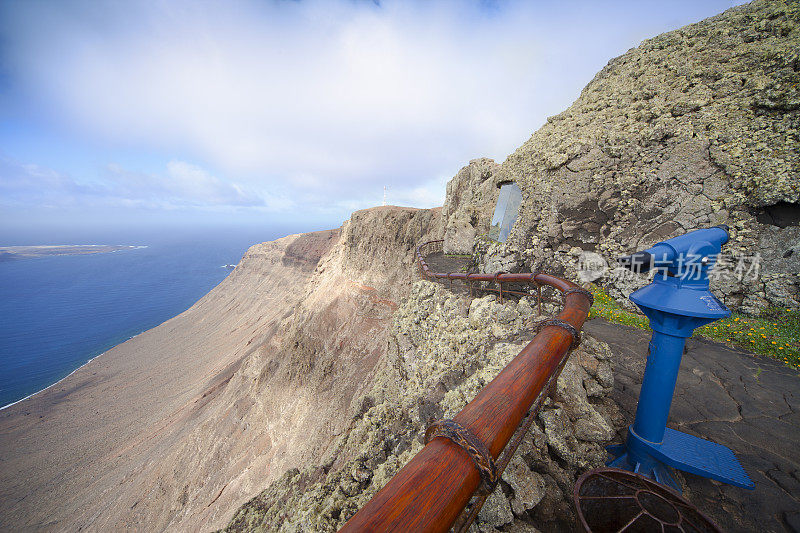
[607,226,754,492]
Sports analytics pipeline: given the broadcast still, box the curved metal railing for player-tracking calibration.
[340,240,593,533]
[415,240,551,309]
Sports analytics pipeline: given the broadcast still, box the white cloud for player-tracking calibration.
[390,177,452,209]
[0,156,290,211]
[0,0,747,223]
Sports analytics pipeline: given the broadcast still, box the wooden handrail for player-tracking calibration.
[339,241,592,532]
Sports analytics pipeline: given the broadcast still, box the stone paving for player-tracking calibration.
[585,319,800,533]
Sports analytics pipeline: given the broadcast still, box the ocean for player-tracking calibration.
[0,226,303,409]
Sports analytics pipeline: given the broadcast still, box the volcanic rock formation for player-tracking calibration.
[443,0,800,314]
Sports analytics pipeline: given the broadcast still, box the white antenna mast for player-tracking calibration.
[383,185,387,206]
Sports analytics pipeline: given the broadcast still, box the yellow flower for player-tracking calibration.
[772,341,777,345]
[779,347,784,350]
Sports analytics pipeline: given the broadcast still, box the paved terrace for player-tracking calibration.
[585,319,800,533]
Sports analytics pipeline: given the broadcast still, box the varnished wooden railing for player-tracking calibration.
[339,240,593,532]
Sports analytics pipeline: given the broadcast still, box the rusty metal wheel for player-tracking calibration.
[573,468,723,533]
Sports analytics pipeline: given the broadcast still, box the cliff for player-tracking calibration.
[0,198,617,532]
[0,230,336,530]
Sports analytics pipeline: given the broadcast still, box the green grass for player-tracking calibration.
[586,284,800,370]
[586,285,650,329]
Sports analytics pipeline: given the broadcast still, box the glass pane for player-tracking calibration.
[489,182,522,243]
[499,183,522,242]
[489,186,510,240]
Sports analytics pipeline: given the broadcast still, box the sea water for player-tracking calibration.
[0,226,302,409]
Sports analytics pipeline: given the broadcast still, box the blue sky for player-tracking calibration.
[0,0,747,239]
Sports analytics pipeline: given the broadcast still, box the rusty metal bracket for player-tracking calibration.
[562,287,594,306]
[425,419,498,494]
[536,318,581,350]
[493,272,507,302]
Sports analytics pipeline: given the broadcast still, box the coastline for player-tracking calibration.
[0,239,242,411]
[0,267,242,530]
[0,354,101,411]
[0,331,144,411]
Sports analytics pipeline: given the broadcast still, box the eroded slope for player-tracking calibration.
[0,230,339,531]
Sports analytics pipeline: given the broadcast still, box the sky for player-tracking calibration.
[0,0,747,240]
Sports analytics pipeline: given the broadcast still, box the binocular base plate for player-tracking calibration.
[607,427,754,491]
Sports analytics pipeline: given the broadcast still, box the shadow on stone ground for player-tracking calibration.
[585,319,800,533]
[423,251,472,275]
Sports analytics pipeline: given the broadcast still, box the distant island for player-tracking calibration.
[0,245,144,262]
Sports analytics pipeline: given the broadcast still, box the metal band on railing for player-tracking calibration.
[563,287,594,306]
[425,419,498,494]
[536,318,581,350]
[494,271,507,302]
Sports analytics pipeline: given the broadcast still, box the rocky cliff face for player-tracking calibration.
[443,0,799,314]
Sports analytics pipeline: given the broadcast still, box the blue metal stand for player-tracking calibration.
[607,227,754,492]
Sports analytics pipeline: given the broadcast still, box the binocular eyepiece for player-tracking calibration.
[619,250,656,274]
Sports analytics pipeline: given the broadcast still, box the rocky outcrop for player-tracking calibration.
[443,0,800,314]
[442,158,501,254]
[328,206,444,301]
[226,282,620,532]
